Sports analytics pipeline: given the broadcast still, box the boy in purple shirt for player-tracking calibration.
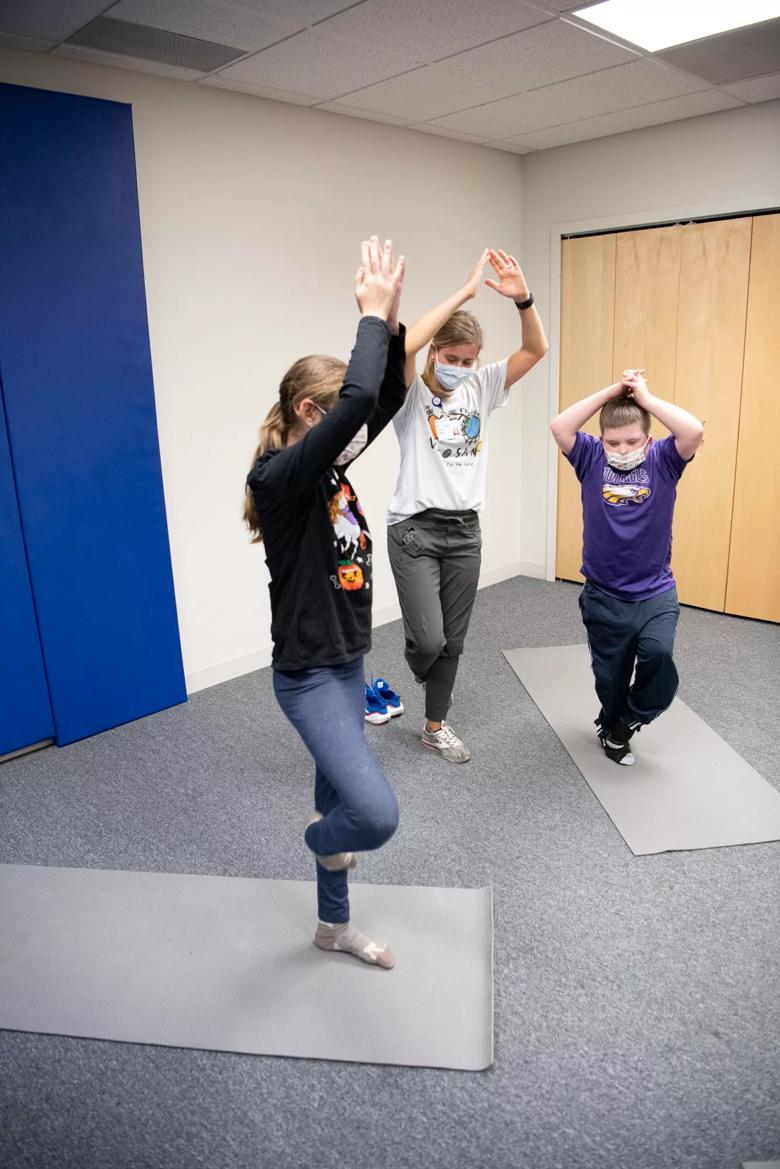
[550,370,704,765]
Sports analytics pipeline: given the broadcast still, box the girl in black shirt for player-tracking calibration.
[245,238,405,969]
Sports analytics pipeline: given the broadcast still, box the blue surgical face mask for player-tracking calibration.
[434,362,475,391]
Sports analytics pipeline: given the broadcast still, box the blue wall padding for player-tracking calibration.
[0,383,55,755]
[0,83,186,745]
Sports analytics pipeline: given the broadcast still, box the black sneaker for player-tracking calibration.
[598,717,637,767]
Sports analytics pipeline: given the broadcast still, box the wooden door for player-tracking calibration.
[671,218,753,610]
[725,213,780,622]
[555,233,616,582]
[612,225,681,399]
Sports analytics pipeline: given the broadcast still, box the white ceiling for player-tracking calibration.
[1,1,779,153]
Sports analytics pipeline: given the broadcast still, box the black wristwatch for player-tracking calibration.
[515,293,534,311]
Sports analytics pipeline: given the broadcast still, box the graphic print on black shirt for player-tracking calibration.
[326,470,372,593]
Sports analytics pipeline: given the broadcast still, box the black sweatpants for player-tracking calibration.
[579,581,680,732]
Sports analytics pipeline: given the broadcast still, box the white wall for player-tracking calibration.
[0,48,528,692]
[518,100,780,577]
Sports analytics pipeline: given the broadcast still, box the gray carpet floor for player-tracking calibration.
[1,576,779,1169]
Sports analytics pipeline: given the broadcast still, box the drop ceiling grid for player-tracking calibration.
[424,57,717,139]
[0,0,771,154]
[504,89,745,150]
[207,0,555,99]
[107,0,309,54]
[0,0,112,43]
[313,20,640,124]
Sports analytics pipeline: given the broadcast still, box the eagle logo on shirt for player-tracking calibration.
[601,465,651,506]
[602,483,651,506]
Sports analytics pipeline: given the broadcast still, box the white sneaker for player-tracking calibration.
[421,721,471,764]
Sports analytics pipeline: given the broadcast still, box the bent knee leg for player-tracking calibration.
[353,790,399,850]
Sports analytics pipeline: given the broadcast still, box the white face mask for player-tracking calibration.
[605,439,649,472]
[434,361,474,391]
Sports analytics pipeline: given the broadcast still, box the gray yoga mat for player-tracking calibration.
[504,643,780,856]
[743,1163,780,1168]
[0,865,493,1071]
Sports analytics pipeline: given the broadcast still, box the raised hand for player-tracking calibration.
[355,236,405,322]
[621,368,650,406]
[484,249,530,302]
[462,249,490,299]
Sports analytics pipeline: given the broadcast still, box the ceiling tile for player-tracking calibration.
[198,75,319,104]
[232,1,360,22]
[482,139,535,154]
[409,124,489,142]
[531,0,604,10]
[721,71,780,102]
[54,43,208,81]
[0,0,110,41]
[316,103,411,126]
[0,32,56,52]
[425,58,709,139]
[213,0,551,101]
[109,0,302,53]
[328,20,637,123]
[504,89,743,150]
[656,18,780,86]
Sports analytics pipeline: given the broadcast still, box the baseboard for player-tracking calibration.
[185,647,273,694]
[478,560,546,587]
[185,562,547,695]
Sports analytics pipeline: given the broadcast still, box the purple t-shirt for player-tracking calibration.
[567,432,691,601]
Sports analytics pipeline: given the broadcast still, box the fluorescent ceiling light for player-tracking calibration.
[572,0,780,51]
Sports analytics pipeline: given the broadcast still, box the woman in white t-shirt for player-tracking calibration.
[387,249,548,762]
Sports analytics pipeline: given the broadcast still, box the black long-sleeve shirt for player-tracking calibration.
[247,317,406,670]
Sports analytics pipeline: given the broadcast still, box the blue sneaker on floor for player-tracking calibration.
[364,683,391,725]
[372,677,404,718]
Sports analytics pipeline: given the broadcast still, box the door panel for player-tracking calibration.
[555,234,616,583]
[725,213,780,622]
[671,218,752,610]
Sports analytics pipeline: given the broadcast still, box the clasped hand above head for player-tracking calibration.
[621,368,650,406]
[355,235,405,333]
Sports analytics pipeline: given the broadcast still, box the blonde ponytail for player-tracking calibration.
[244,354,347,543]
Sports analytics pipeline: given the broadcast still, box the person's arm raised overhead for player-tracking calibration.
[260,236,405,495]
[622,370,704,461]
[483,249,549,389]
[550,379,627,456]
[402,249,489,388]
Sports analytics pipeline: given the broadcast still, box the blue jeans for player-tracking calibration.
[273,656,399,924]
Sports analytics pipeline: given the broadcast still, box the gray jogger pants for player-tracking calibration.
[387,509,481,722]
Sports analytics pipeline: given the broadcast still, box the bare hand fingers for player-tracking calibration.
[392,255,405,288]
[488,250,504,275]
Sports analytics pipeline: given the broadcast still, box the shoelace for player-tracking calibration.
[434,722,461,748]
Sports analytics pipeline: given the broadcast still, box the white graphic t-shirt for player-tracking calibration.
[386,360,509,524]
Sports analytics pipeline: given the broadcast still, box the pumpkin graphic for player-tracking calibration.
[338,563,364,590]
